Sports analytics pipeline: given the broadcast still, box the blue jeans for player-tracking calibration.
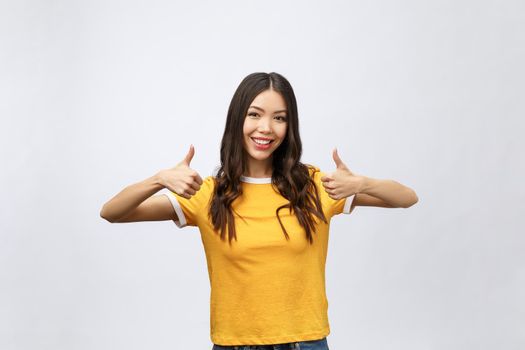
[212,337,329,350]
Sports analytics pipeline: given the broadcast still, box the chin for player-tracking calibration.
[249,152,273,160]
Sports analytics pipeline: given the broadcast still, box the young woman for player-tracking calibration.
[100,72,418,350]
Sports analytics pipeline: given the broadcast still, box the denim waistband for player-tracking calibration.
[212,336,328,350]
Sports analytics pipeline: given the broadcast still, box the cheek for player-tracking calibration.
[243,119,254,135]
[277,124,288,138]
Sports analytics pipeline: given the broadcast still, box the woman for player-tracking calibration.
[100,72,419,350]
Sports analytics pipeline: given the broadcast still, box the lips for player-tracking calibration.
[249,137,274,150]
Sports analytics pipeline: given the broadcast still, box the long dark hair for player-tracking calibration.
[209,72,328,244]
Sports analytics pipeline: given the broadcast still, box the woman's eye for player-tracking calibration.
[247,113,286,121]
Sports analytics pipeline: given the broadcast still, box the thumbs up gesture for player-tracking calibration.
[320,148,364,200]
[158,144,203,199]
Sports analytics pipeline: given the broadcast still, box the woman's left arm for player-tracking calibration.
[356,177,418,208]
[321,148,419,209]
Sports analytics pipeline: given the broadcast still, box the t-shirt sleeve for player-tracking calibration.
[161,175,214,228]
[310,166,356,219]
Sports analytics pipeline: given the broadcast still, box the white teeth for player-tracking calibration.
[252,138,271,145]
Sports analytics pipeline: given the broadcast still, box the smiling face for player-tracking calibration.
[242,89,288,175]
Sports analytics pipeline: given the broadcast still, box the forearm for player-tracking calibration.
[100,173,165,222]
[360,177,418,208]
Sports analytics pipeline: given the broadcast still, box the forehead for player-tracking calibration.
[249,90,287,110]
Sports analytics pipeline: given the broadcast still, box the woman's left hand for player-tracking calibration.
[320,148,365,200]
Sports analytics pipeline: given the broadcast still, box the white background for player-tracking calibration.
[1,0,524,349]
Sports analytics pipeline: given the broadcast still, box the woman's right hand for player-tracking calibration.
[157,144,204,199]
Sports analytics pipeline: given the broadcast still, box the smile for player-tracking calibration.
[251,137,274,145]
[250,137,274,150]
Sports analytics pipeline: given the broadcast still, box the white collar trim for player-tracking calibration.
[240,175,272,184]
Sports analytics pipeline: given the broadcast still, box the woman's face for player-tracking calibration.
[242,89,288,164]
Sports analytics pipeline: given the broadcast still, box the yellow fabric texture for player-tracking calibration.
[164,165,355,345]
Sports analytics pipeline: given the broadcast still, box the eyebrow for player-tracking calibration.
[249,105,287,114]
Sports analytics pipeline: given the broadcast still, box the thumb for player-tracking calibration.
[332,148,348,170]
[181,144,195,166]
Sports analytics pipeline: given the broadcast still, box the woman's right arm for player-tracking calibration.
[100,145,203,223]
[99,173,174,223]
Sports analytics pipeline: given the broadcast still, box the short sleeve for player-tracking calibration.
[309,165,356,219]
[162,176,214,228]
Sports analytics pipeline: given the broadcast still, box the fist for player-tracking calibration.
[320,148,363,200]
[158,144,203,199]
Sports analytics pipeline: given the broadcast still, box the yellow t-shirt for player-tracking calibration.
[162,165,356,345]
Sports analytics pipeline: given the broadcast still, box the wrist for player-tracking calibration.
[358,176,375,194]
[151,171,166,189]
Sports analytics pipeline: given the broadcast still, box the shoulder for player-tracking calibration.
[304,163,324,183]
[305,163,321,176]
[201,175,216,192]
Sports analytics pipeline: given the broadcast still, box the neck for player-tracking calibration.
[245,159,273,178]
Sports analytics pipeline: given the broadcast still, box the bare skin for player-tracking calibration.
[321,148,418,210]
[99,144,202,223]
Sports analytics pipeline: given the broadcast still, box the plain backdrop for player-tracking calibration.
[1,0,524,349]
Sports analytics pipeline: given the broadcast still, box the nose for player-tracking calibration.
[256,117,272,133]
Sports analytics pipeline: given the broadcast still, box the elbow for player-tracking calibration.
[100,214,115,223]
[100,211,113,223]
[403,192,419,208]
[100,205,117,223]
